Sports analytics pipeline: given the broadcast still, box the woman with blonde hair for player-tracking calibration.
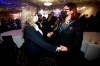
[21,6,67,66]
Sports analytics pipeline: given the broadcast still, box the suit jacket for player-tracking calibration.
[23,25,56,56]
[35,22,44,31]
[52,20,83,52]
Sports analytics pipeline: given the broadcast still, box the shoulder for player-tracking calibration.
[74,20,83,32]
[73,20,81,26]
[24,25,35,31]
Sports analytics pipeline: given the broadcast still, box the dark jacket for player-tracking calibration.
[23,25,57,55]
[52,20,83,52]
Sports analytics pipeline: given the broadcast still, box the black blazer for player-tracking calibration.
[23,25,57,55]
[52,20,83,52]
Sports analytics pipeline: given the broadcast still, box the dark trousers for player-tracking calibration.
[55,51,85,66]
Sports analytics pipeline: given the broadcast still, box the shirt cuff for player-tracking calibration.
[56,47,61,52]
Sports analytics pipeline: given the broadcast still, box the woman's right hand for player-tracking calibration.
[47,32,54,38]
[56,45,68,52]
[59,45,68,52]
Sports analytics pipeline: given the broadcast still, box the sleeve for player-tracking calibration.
[68,22,83,51]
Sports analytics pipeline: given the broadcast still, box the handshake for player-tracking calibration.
[56,45,68,52]
[47,32,68,52]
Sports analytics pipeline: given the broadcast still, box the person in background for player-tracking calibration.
[43,12,58,43]
[35,14,44,32]
[44,12,57,32]
[47,2,84,66]
[21,6,67,66]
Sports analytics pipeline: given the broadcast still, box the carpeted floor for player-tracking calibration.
[0,43,100,66]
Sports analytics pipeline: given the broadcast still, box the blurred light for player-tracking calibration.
[81,6,86,9]
[77,6,86,10]
[39,9,44,14]
[1,1,13,5]
[44,2,52,6]
[22,7,25,8]
[11,13,21,20]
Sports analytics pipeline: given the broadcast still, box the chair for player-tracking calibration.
[1,35,18,65]
[2,35,14,43]
[2,35,18,49]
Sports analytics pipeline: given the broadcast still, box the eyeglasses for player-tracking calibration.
[62,9,70,11]
[64,9,70,10]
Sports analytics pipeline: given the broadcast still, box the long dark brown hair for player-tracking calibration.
[64,2,78,20]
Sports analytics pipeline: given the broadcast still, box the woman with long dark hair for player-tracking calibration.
[47,2,84,66]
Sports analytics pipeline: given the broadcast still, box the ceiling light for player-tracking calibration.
[44,2,52,6]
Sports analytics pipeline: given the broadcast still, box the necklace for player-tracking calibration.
[65,20,70,25]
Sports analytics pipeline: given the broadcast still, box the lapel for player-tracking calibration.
[27,25,43,38]
[64,20,75,31]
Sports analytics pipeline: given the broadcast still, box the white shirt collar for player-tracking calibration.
[34,24,43,35]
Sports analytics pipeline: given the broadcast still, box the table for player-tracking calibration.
[1,29,24,48]
[81,32,100,60]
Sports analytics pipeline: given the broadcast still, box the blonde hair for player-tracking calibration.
[21,6,36,30]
